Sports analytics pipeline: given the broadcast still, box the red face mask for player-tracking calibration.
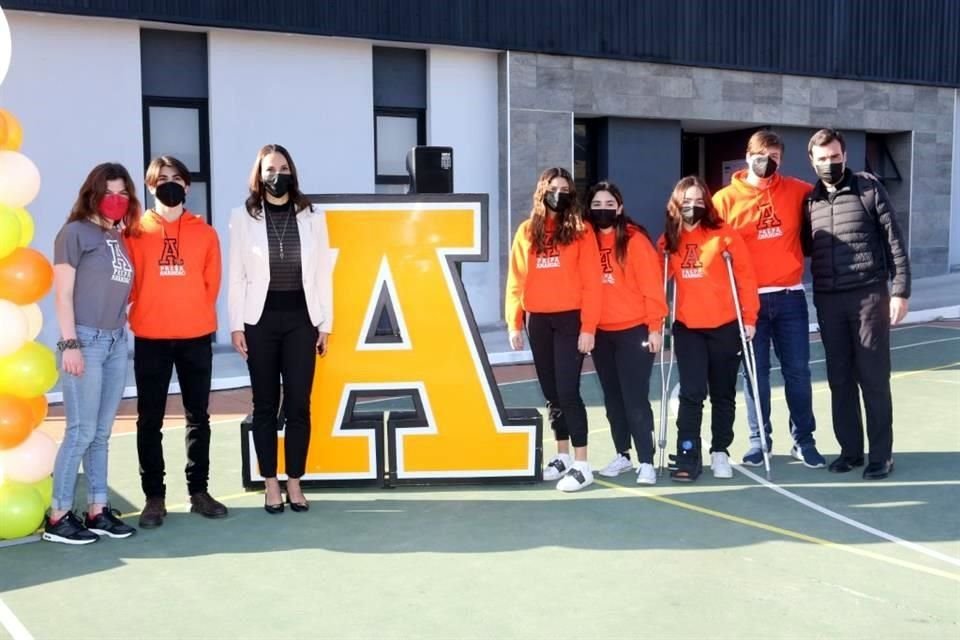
[99,193,129,222]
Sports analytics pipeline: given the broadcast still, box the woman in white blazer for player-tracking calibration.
[228,144,333,514]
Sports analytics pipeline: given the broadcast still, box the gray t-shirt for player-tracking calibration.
[53,220,133,330]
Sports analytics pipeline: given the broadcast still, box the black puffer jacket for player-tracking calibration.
[802,170,911,298]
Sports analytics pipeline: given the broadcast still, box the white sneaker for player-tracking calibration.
[543,454,573,481]
[636,463,657,485]
[598,453,633,477]
[711,451,733,479]
[556,462,594,492]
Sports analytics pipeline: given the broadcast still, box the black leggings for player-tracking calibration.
[673,321,741,454]
[593,324,655,463]
[528,310,589,447]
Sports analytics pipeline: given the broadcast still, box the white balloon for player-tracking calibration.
[0,299,27,357]
[19,303,41,340]
[0,7,10,87]
[0,152,40,208]
[0,431,57,484]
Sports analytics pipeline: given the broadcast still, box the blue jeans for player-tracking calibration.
[743,289,817,449]
[51,325,128,511]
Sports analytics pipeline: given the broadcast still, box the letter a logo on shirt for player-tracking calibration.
[757,202,783,240]
[680,243,704,279]
[158,238,186,276]
[599,247,615,284]
[535,237,561,269]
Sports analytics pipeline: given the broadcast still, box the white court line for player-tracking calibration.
[0,596,33,640]
[734,463,960,569]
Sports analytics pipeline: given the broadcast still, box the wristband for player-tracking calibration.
[57,339,81,352]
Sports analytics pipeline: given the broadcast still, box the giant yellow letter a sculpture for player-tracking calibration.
[242,195,542,486]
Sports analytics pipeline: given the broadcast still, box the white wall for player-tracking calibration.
[951,89,960,270]
[0,12,143,350]
[426,48,501,326]
[207,31,375,341]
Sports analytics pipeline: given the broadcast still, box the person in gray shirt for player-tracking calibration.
[43,162,140,545]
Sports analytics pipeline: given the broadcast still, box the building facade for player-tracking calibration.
[2,0,958,349]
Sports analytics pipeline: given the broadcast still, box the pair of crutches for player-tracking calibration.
[655,250,772,479]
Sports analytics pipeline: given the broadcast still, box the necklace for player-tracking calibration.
[265,202,292,260]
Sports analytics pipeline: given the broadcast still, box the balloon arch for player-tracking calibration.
[0,4,60,541]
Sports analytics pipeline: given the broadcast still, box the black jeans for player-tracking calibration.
[135,335,213,498]
[814,283,893,463]
[673,321,741,454]
[245,298,317,479]
[593,324,655,463]
[527,311,589,447]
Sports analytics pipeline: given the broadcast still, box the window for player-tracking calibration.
[374,107,425,194]
[142,96,212,219]
[865,134,902,184]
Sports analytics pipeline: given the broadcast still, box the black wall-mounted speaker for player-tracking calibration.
[406,146,453,194]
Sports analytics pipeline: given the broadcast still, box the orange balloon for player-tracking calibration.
[23,395,47,428]
[0,394,33,450]
[0,110,22,151]
[0,248,53,304]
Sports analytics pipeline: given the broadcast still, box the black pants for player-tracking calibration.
[528,311,589,447]
[135,335,213,498]
[814,284,893,463]
[245,298,317,479]
[673,321,741,454]
[593,324,655,463]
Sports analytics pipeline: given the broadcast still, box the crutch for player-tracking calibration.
[656,253,677,476]
[721,250,772,479]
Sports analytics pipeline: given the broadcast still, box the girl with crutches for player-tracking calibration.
[656,176,760,482]
[585,182,668,485]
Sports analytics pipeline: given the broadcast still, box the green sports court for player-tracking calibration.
[1,320,958,639]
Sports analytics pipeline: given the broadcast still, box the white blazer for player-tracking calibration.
[228,204,334,333]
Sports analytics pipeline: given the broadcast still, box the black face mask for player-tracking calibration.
[816,161,845,185]
[155,182,186,207]
[750,155,778,179]
[680,205,706,224]
[543,191,572,214]
[264,173,294,198]
[588,208,618,230]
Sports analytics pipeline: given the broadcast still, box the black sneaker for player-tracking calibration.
[42,511,99,545]
[84,506,137,539]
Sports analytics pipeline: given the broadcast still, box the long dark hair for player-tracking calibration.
[663,175,722,254]
[527,167,584,253]
[67,162,141,236]
[244,144,313,218]
[585,180,648,268]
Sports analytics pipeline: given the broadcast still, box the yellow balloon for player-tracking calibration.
[13,208,33,247]
[0,204,20,260]
[0,342,58,398]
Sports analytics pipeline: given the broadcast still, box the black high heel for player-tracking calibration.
[264,496,285,514]
[285,495,309,513]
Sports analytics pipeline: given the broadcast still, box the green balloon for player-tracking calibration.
[0,481,45,539]
[0,341,58,398]
[31,475,52,507]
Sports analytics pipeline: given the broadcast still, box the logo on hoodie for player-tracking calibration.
[159,238,186,277]
[535,237,561,269]
[756,202,783,240]
[599,247,615,284]
[680,244,704,279]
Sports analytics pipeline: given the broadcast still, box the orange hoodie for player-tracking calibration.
[125,210,221,339]
[656,221,759,329]
[505,217,602,334]
[712,170,812,288]
[597,227,668,332]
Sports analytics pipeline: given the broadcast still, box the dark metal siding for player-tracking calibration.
[6,0,959,86]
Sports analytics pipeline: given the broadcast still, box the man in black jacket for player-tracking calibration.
[803,128,910,480]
